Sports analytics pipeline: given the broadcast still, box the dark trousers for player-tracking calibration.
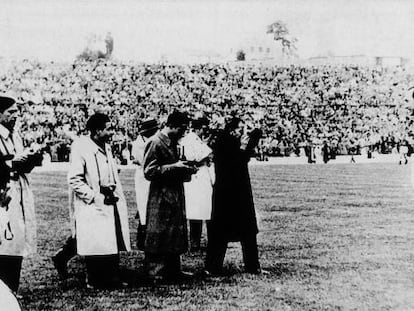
[205,232,260,274]
[55,235,77,262]
[136,224,147,251]
[85,254,120,288]
[113,205,126,252]
[0,255,23,292]
[189,220,202,249]
[145,253,181,279]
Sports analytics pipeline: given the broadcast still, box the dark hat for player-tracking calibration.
[166,111,189,128]
[139,119,158,134]
[0,96,16,113]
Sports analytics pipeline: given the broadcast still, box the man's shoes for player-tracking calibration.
[161,270,194,282]
[178,271,193,279]
[86,278,129,290]
[245,268,270,275]
[147,275,164,285]
[201,269,221,278]
[52,253,68,280]
[168,270,194,281]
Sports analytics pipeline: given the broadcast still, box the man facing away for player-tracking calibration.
[143,111,197,282]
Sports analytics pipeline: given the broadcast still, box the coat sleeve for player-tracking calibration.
[67,142,96,204]
[143,139,169,181]
[143,139,190,182]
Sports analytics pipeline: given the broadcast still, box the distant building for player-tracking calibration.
[375,56,410,67]
[308,55,411,67]
[229,36,285,62]
[162,49,224,64]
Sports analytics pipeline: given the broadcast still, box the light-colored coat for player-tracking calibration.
[0,280,21,311]
[131,135,150,225]
[180,132,215,220]
[0,125,36,257]
[68,136,131,256]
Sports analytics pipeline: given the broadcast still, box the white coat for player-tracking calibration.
[131,135,150,225]
[0,125,36,257]
[0,280,21,311]
[180,132,215,220]
[68,136,131,256]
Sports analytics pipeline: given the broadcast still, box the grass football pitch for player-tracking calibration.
[17,163,414,310]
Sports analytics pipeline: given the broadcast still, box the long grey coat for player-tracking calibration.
[68,136,131,256]
[0,125,36,257]
[143,131,191,255]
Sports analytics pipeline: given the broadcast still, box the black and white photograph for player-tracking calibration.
[0,0,414,310]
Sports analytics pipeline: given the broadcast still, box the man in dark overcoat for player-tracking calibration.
[205,117,263,275]
[143,111,197,281]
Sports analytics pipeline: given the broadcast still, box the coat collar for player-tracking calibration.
[0,124,11,140]
[85,136,108,155]
[158,130,174,147]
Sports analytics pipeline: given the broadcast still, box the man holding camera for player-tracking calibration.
[143,111,197,282]
[0,96,43,292]
[68,113,130,289]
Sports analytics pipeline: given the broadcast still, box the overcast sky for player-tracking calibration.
[1,0,413,62]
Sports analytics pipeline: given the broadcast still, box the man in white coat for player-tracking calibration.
[68,113,131,289]
[0,186,21,311]
[180,117,214,251]
[0,96,42,292]
[131,119,158,249]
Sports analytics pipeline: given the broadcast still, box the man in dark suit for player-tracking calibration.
[205,116,263,275]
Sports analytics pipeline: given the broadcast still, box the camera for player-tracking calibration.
[100,185,119,205]
[11,150,44,175]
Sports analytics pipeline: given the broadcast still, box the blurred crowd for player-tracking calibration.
[1,59,413,161]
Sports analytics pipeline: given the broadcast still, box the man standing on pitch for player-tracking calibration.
[143,111,197,282]
[68,113,131,288]
[180,117,214,251]
[131,119,159,249]
[0,96,43,292]
[205,116,263,275]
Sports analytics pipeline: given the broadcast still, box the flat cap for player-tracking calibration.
[139,119,158,134]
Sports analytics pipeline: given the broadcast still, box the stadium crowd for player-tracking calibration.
[0,59,413,161]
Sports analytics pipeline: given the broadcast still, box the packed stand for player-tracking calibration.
[0,59,413,161]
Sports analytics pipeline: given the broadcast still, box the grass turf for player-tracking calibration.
[16,163,414,310]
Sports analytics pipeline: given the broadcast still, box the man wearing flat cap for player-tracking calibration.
[131,119,159,249]
[0,96,43,292]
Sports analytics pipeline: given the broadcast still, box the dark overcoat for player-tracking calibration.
[143,131,190,255]
[211,131,259,242]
